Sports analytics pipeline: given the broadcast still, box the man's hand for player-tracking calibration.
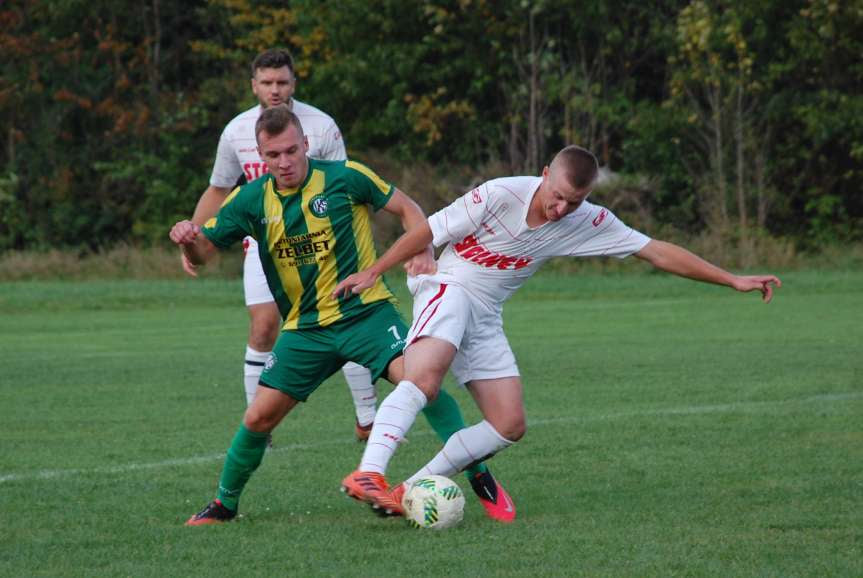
[170,220,201,246]
[331,270,379,300]
[731,275,782,303]
[404,246,437,276]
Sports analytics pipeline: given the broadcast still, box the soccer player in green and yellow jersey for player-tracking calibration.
[171,104,513,525]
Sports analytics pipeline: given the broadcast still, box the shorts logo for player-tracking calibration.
[309,195,329,218]
[264,353,278,371]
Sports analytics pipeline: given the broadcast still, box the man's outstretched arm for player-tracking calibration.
[635,240,781,303]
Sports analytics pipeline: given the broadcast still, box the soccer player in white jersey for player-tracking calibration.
[338,145,782,517]
[185,49,377,439]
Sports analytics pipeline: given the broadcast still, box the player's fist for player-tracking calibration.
[169,220,201,245]
[331,270,378,300]
[404,246,437,276]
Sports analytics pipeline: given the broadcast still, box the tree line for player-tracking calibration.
[1,0,860,253]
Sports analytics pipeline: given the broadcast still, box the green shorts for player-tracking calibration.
[259,301,407,401]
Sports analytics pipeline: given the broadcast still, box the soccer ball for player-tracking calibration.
[402,475,465,530]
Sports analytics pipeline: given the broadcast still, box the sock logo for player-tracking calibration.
[218,485,241,497]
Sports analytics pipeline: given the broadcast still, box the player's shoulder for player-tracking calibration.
[342,159,383,179]
[485,175,541,192]
[310,158,365,185]
[309,157,346,174]
[336,159,391,196]
[222,104,261,137]
[233,173,271,202]
[562,199,615,228]
[476,175,541,206]
[292,99,338,128]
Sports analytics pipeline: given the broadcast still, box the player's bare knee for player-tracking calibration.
[408,377,443,402]
[248,318,280,351]
[243,407,276,432]
[496,419,526,442]
[248,304,280,350]
[507,421,526,442]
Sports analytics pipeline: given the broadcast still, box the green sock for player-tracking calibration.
[421,388,488,480]
[216,424,269,511]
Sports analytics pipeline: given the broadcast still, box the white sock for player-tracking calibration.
[342,361,377,426]
[359,381,427,473]
[406,420,514,484]
[243,346,270,406]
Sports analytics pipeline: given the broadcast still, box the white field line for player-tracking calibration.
[1,392,859,485]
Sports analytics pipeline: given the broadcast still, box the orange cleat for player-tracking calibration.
[469,471,515,523]
[387,482,407,514]
[341,470,389,502]
[341,470,403,516]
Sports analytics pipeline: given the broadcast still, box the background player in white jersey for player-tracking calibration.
[185,49,377,439]
[338,145,782,516]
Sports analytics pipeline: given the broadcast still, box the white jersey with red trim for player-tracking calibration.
[209,99,346,188]
[428,176,651,311]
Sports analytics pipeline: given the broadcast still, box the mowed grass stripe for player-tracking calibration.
[1,273,860,577]
[2,391,857,485]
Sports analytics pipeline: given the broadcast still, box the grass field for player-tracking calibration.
[1,270,861,577]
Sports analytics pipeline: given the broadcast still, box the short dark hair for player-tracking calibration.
[552,145,599,189]
[251,49,295,77]
[255,104,305,144]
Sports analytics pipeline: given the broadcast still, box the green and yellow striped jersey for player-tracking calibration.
[202,158,397,330]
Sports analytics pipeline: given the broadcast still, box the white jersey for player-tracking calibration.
[209,99,346,188]
[428,176,651,311]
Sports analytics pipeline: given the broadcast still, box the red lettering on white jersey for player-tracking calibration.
[471,188,482,204]
[454,234,533,271]
[243,161,269,182]
[453,234,480,252]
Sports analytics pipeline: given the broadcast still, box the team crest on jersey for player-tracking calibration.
[309,194,329,218]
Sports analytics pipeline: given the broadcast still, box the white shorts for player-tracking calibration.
[243,237,276,306]
[406,275,519,385]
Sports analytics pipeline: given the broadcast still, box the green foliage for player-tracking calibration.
[0,0,860,250]
[0,172,27,248]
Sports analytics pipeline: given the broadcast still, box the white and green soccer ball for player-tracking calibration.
[403,475,465,530]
